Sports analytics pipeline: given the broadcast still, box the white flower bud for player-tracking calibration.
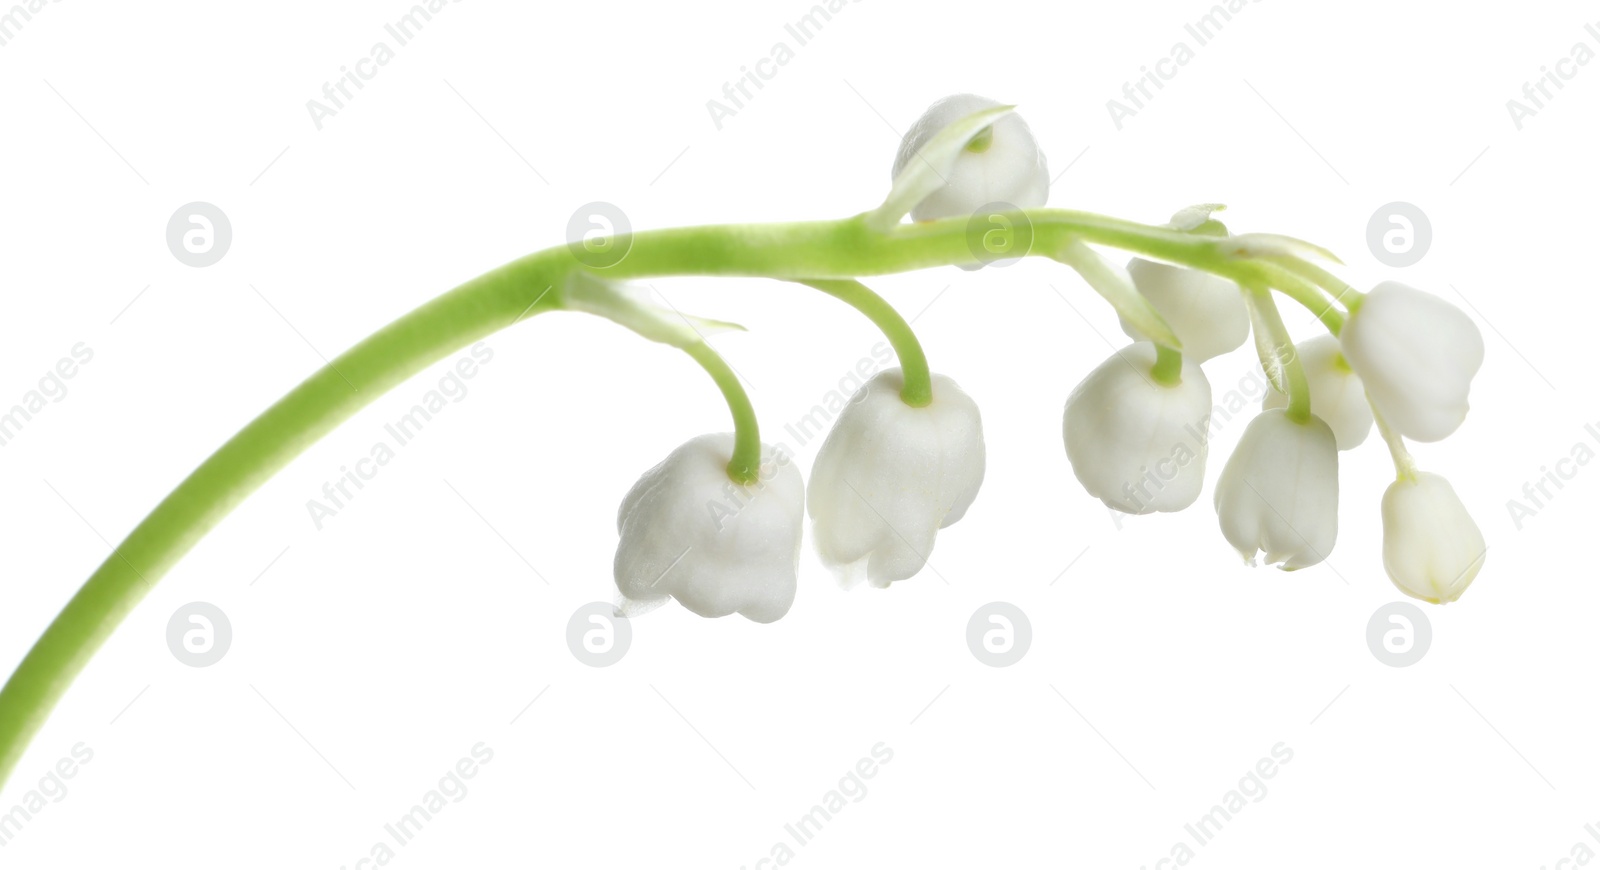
[891,94,1048,221]
[1262,334,1373,450]
[1338,282,1484,442]
[1063,342,1212,514]
[1118,258,1249,362]
[1381,472,1486,603]
[1213,409,1339,569]
[808,369,985,587]
[614,434,804,623]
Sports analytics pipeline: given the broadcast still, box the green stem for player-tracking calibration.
[563,277,763,483]
[599,211,1231,282]
[682,342,762,483]
[581,210,1339,331]
[1271,257,1364,311]
[796,279,932,406]
[0,205,1348,791]
[1371,403,1418,482]
[1245,284,1312,423]
[1151,344,1185,386]
[0,249,569,790]
[1256,262,1347,335]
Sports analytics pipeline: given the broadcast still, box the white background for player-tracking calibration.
[1,0,1596,867]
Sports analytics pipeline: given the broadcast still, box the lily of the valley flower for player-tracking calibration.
[1339,281,1484,442]
[614,434,804,623]
[1263,334,1373,450]
[1381,472,1486,603]
[808,369,985,587]
[1063,342,1213,514]
[1214,409,1339,569]
[1119,258,1249,362]
[891,94,1049,221]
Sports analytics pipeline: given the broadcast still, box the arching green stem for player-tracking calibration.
[0,205,1353,792]
[682,342,763,483]
[0,247,570,790]
[796,278,932,406]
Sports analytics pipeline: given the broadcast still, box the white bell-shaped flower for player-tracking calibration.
[1213,409,1339,569]
[614,434,804,623]
[808,369,985,587]
[1381,472,1486,603]
[1338,282,1484,442]
[1118,259,1248,362]
[1063,342,1212,514]
[891,94,1049,221]
[1262,334,1373,450]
